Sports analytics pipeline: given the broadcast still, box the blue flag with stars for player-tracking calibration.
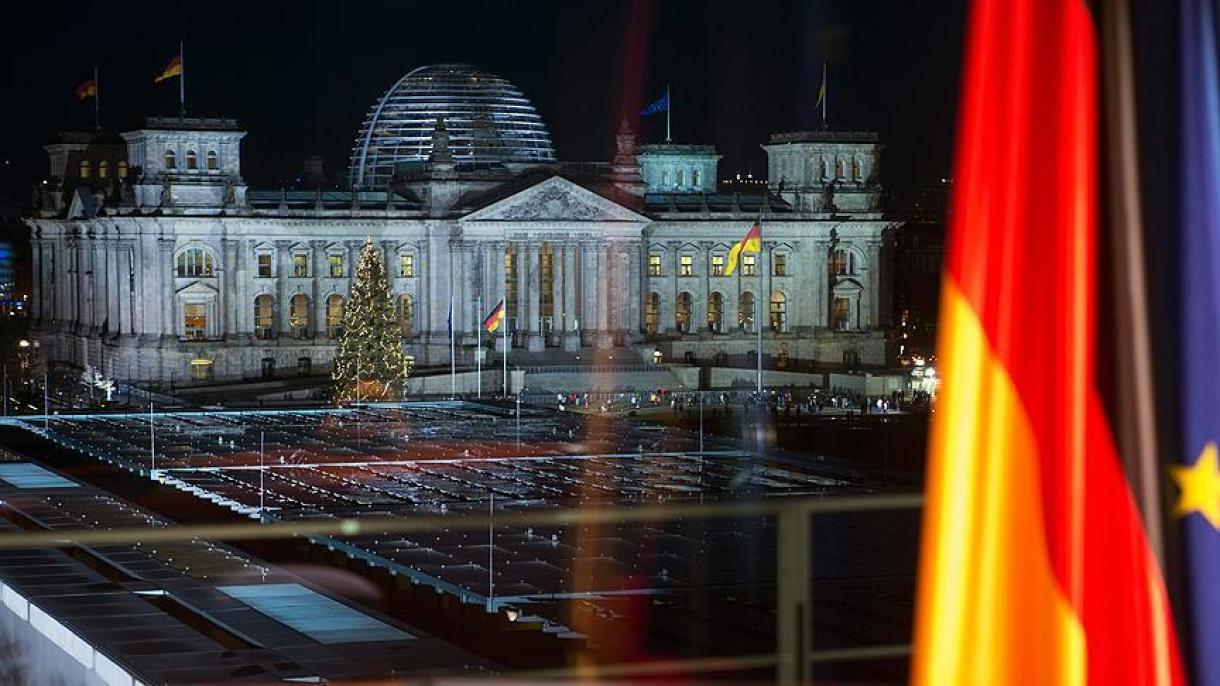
[639,91,669,116]
[1177,0,1220,683]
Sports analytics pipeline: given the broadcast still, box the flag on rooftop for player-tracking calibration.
[639,90,669,116]
[154,53,182,83]
[74,78,97,101]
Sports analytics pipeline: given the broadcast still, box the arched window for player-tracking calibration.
[206,150,218,170]
[835,157,846,179]
[98,160,109,179]
[707,292,723,333]
[79,160,91,179]
[644,292,660,336]
[398,294,414,339]
[661,170,670,187]
[770,291,787,333]
[692,170,701,188]
[830,249,856,276]
[289,294,311,339]
[326,294,345,338]
[738,291,756,332]
[254,295,275,340]
[164,149,176,170]
[676,169,685,187]
[117,160,128,179]
[186,150,198,170]
[852,156,862,181]
[676,292,692,333]
[175,248,214,277]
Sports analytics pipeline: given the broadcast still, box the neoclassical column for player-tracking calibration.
[627,242,642,341]
[562,241,579,351]
[106,237,120,336]
[813,239,830,328]
[79,230,95,334]
[275,239,292,336]
[117,240,133,336]
[596,241,611,348]
[580,241,596,347]
[159,237,176,338]
[493,241,509,353]
[223,238,239,338]
[92,231,108,334]
[698,241,713,332]
[526,242,543,351]
[866,239,883,328]
[450,239,467,345]
[311,240,327,339]
[547,243,561,346]
[29,233,43,326]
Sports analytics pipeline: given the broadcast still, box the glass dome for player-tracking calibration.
[348,64,557,189]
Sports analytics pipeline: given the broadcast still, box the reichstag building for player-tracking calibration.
[26,64,897,383]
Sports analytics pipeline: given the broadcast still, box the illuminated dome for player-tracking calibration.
[348,64,557,189]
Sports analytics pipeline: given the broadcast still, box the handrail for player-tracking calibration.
[0,492,922,550]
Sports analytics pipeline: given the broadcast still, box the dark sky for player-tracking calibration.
[0,0,964,201]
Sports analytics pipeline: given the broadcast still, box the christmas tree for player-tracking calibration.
[332,239,413,402]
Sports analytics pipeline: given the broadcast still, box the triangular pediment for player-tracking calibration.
[462,176,648,223]
[176,281,219,297]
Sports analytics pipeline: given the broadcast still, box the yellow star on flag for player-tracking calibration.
[1170,441,1220,529]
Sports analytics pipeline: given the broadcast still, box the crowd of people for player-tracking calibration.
[542,386,932,417]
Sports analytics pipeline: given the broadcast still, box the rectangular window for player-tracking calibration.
[329,254,344,278]
[292,253,308,277]
[256,253,272,278]
[742,254,757,277]
[679,255,693,277]
[773,254,787,276]
[648,253,662,277]
[711,254,725,276]
[832,296,851,331]
[399,254,414,278]
[183,303,206,340]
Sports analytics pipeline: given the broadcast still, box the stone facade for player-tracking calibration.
[27,116,898,384]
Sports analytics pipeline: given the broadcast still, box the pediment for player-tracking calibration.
[176,281,219,298]
[463,176,648,223]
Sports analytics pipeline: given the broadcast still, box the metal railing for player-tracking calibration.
[0,491,922,684]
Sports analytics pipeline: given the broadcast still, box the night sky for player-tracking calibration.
[0,0,964,203]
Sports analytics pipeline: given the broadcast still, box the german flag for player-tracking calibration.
[723,222,760,277]
[910,0,1183,683]
[154,54,182,83]
[482,299,506,333]
[74,79,97,101]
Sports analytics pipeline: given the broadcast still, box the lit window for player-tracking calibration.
[117,160,128,179]
[164,149,176,170]
[329,254,344,278]
[398,294,414,339]
[707,292,723,333]
[257,252,273,278]
[832,296,851,331]
[399,254,415,277]
[738,292,756,332]
[183,304,206,340]
[830,249,854,276]
[676,292,692,333]
[176,248,214,277]
[290,293,311,339]
[186,150,198,170]
[79,160,91,179]
[190,358,213,381]
[644,292,660,335]
[648,254,662,277]
[292,253,308,277]
[98,160,109,179]
[742,254,757,277]
[326,295,345,338]
[770,291,787,332]
[711,254,725,276]
[254,295,275,339]
[679,255,693,277]
[206,150,218,170]
[773,253,787,276]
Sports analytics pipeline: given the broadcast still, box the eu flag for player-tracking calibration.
[1177,0,1220,683]
[639,91,669,116]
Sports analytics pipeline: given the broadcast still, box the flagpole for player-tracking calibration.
[757,217,763,395]
[502,302,508,397]
[822,63,828,124]
[665,84,672,142]
[179,41,185,117]
[93,66,100,130]
[449,297,456,399]
[476,295,482,398]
